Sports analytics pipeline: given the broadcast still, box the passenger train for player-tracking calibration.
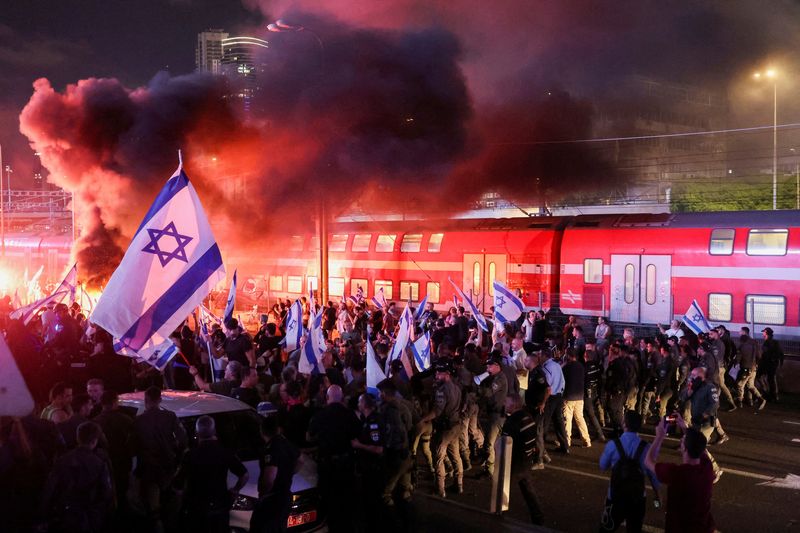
[236,210,800,341]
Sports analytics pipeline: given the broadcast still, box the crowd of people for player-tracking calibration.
[0,293,787,532]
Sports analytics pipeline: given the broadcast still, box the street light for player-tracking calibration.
[754,69,778,210]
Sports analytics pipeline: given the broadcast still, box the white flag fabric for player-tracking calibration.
[299,305,325,375]
[12,288,21,310]
[414,294,429,321]
[283,299,303,351]
[387,304,413,372]
[52,264,78,304]
[91,163,225,368]
[223,269,237,324]
[10,290,69,325]
[682,299,711,335]
[371,287,387,310]
[448,278,488,332]
[410,331,431,371]
[366,327,386,395]
[493,280,524,325]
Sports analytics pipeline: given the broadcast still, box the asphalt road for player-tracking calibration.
[413,394,800,532]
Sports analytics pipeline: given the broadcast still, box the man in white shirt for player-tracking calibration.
[661,320,684,340]
[510,336,529,392]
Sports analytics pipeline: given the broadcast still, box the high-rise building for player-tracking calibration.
[196,29,229,74]
[220,35,269,116]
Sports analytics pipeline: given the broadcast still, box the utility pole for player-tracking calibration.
[0,144,5,259]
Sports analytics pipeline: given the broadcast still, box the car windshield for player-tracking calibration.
[180,409,264,461]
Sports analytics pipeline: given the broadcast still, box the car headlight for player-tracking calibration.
[231,494,258,511]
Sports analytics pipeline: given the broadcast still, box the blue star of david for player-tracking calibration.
[496,295,507,309]
[142,221,193,267]
[692,314,702,322]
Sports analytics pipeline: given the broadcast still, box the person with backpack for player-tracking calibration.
[598,410,659,533]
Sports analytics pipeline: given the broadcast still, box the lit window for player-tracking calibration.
[488,262,497,296]
[624,264,635,304]
[330,234,348,252]
[708,293,732,321]
[376,235,396,252]
[400,234,422,253]
[400,281,420,301]
[329,277,344,297]
[351,278,368,297]
[289,236,304,252]
[583,259,603,284]
[307,276,318,291]
[645,264,656,305]
[473,262,481,293]
[746,229,788,256]
[352,235,371,252]
[287,275,303,293]
[375,280,393,299]
[709,229,734,255]
[745,295,785,325]
[268,275,283,291]
[428,233,444,253]
[426,282,440,304]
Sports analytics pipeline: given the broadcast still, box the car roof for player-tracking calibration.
[118,390,253,418]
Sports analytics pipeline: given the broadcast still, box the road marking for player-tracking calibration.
[723,468,774,481]
[758,474,800,490]
[783,420,800,426]
[793,438,800,443]
[545,465,610,482]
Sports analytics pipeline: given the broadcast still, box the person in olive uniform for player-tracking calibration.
[352,393,386,531]
[479,354,508,476]
[502,393,545,525]
[419,359,463,496]
[377,379,414,505]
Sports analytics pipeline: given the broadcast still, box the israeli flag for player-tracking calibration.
[682,299,711,335]
[414,294,428,321]
[299,306,325,375]
[10,290,69,325]
[410,331,431,371]
[281,300,303,351]
[493,280,524,324]
[223,269,237,324]
[448,278,488,332]
[91,161,225,368]
[366,326,386,395]
[52,263,78,304]
[387,304,412,371]
[199,304,222,326]
[371,287,387,310]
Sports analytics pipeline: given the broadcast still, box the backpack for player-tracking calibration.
[610,439,647,503]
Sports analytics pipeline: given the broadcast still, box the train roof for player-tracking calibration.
[330,210,800,233]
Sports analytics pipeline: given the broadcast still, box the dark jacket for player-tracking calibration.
[133,407,187,485]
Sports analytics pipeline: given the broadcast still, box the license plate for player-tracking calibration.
[287,510,317,527]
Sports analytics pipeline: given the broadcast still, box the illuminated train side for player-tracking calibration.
[3,234,73,285]
[236,210,800,340]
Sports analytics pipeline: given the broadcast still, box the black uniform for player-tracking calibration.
[525,366,549,464]
[356,411,386,531]
[583,358,605,439]
[502,409,544,525]
[250,434,300,533]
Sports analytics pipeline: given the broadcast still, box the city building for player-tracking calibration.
[195,29,229,74]
[220,35,269,116]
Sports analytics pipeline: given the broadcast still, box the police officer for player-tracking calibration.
[454,354,483,470]
[251,416,300,533]
[478,353,508,476]
[735,327,766,410]
[583,346,606,443]
[306,385,361,532]
[706,328,736,410]
[502,393,545,525]
[524,352,549,469]
[760,327,784,402]
[419,359,463,497]
[352,393,386,530]
[681,367,724,483]
[377,379,414,505]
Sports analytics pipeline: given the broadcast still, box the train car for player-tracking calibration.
[558,210,800,339]
[4,233,73,285]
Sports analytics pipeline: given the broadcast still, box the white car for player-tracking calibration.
[119,390,326,532]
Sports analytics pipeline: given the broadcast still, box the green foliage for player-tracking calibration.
[671,175,800,212]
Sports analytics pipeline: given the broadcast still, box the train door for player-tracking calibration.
[610,255,672,324]
[462,253,507,312]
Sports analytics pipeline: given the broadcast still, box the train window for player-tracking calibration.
[351,278,368,298]
[400,234,423,253]
[746,229,788,256]
[400,281,420,301]
[309,236,320,251]
[329,277,344,297]
[583,259,603,284]
[289,236,304,252]
[352,235,371,252]
[624,264,635,304]
[329,234,348,252]
[375,280,393,300]
[426,282,440,304]
[287,275,303,294]
[376,234,396,253]
[488,262,497,297]
[645,264,656,305]
[709,229,734,255]
[473,262,481,292]
[745,295,785,325]
[428,233,444,253]
[708,293,732,322]
[307,276,318,292]
[268,275,283,291]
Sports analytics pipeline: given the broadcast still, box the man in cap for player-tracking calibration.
[734,327,766,410]
[541,348,570,454]
[760,327,784,402]
[419,359,463,496]
[478,353,508,477]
